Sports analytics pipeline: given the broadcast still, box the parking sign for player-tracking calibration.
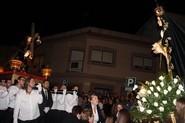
[125,77,136,91]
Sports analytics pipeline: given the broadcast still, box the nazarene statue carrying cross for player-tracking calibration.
[152,6,174,80]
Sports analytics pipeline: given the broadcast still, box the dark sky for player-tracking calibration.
[0,1,184,46]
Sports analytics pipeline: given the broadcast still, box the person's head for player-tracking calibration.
[73,85,79,91]
[52,85,58,92]
[43,80,50,89]
[53,85,58,89]
[89,93,99,105]
[116,109,131,123]
[24,77,35,92]
[6,79,12,88]
[60,84,67,90]
[81,108,94,123]
[0,80,6,86]
[175,97,185,122]
[117,103,124,112]
[72,105,83,119]
[17,76,25,88]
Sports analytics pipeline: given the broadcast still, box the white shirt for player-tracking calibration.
[64,91,78,113]
[51,89,66,111]
[51,92,58,110]
[8,85,19,108]
[13,89,43,123]
[0,85,9,110]
[91,104,99,123]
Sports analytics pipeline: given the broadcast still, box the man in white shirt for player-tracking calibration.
[52,88,67,111]
[64,89,78,113]
[64,85,79,113]
[7,76,25,123]
[13,77,43,123]
[0,80,9,123]
[51,84,67,111]
[50,86,58,110]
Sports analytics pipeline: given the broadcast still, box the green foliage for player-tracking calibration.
[131,74,185,122]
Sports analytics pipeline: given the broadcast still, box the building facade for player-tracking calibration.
[36,27,160,95]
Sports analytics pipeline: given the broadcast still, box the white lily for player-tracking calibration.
[164,90,168,95]
[154,102,158,107]
[152,81,156,86]
[156,86,161,91]
[136,95,140,99]
[147,90,152,95]
[159,76,165,81]
[154,92,159,97]
[173,99,176,105]
[173,78,178,84]
[139,106,145,112]
[150,87,154,91]
[176,89,181,95]
[146,110,152,114]
[178,84,184,91]
[142,97,147,102]
[168,86,172,91]
[162,100,167,104]
[160,82,164,87]
[159,106,164,112]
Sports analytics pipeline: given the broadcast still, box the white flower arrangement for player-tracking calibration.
[131,74,185,121]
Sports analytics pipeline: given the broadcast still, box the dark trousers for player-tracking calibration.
[18,118,38,123]
[6,107,14,123]
[0,110,8,123]
[38,112,47,123]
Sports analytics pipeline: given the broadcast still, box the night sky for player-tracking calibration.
[0,1,184,46]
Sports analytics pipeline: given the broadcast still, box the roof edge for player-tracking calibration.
[43,27,153,42]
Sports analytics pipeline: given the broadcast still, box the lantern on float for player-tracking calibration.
[41,66,52,79]
[0,66,4,73]
[9,59,22,72]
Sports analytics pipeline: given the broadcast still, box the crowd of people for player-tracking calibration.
[0,76,185,123]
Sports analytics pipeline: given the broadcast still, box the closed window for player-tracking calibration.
[89,47,115,65]
[69,50,84,72]
[132,55,154,72]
